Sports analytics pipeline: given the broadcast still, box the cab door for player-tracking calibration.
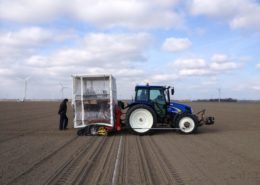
[149,88,166,118]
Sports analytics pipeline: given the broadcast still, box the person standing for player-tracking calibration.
[58,99,68,130]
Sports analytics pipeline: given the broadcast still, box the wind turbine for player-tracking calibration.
[17,76,31,101]
[59,82,69,99]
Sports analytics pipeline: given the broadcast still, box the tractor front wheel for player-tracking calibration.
[126,104,156,135]
[177,115,198,134]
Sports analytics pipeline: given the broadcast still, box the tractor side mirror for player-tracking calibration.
[171,88,175,95]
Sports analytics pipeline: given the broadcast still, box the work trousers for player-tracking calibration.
[59,113,68,130]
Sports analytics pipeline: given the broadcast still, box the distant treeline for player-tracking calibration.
[195,98,238,102]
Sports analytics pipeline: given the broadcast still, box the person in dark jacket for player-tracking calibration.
[58,99,68,130]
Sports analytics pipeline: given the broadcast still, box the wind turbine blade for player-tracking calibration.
[25,76,31,81]
[59,82,64,87]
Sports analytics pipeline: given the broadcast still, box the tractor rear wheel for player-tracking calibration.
[126,104,156,135]
[177,114,198,134]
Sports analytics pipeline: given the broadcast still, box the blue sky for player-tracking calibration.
[0,0,259,100]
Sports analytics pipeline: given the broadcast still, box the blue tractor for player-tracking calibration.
[124,85,214,134]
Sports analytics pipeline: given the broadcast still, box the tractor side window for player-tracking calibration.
[150,89,166,117]
[150,89,165,102]
[136,89,148,101]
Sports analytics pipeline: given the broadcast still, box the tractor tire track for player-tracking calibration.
[117,135,129,185]
[162,134,219,185]
[44,136,101,185]
[0,114,58,144]
[45,136,119,185]
[197,135,260,167]
[76,136,119,185]
[0,110,56,124]
[0,131,37,144]
[6,136,79,185]
[116,135,185,185]
[178,135,260,185]
[148,136,185,185]
[140,136,184,185]
[115,135,154,185]
[136,136,155,184]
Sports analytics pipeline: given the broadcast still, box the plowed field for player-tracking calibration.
[0,101,260,185]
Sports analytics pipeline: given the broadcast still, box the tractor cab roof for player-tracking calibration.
[135,85,166,90]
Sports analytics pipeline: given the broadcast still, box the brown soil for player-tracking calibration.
[0,101,259,185]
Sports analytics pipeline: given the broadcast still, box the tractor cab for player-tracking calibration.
[134,85,173,120]
[132,84,194,122]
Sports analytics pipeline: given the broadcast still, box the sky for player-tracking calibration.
[0,0,260,100]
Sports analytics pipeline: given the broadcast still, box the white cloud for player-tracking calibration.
[21,32,151,83]
[0,68,14,76]
[256,63,260,69]
[179,68,211,76]
[0,27,53,47]
[252,85,260,90]
[0,0,183,29]
[211,54,229,63]
[210,62,240,71]
[230,3,260,31]
[83,33,150,60]
[171,58,206,69]
[0,0,64,23]
[0,27,53,69]
[210,54,240,71]
[10,27,184,98]
[0,29,151,99]
[153,0,180,7]
[190,0,240,17]
[26,55,49,67]
[190,0,260,32]
[170,54,242,77]
[162,37,192,52]
[25,32,151,68]
[170,58,210,76]
[81,67,145,78]
[0,27,77,70]
[149,74,178,83]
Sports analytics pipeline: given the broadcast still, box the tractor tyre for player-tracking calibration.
[125,104,157,135]
[177,114,198,134]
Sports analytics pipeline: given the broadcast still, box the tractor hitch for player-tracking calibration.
[204,116,215,125]
[196,109,215,126]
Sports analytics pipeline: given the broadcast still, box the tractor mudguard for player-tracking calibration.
[125,102,154,110]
